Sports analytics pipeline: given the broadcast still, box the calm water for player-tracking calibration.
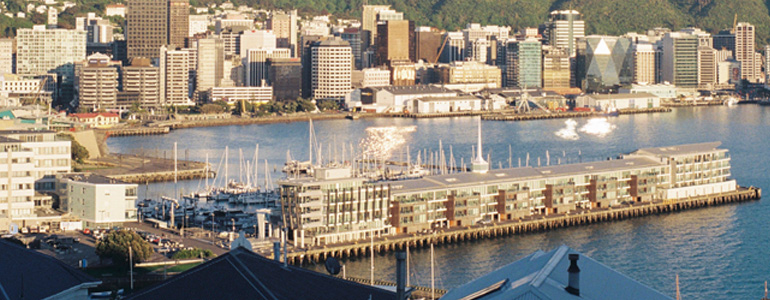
[108,106,770,299]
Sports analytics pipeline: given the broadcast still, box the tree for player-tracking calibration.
[171,248,216,259]
[316,99,340,111]
[56,133,89,164]
[95,230,153,265]
[199,103,225,114]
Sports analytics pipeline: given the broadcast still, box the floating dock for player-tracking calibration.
[104,127,170,136]
[286,187,760,265]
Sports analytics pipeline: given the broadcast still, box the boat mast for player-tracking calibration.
[309,119,313,166]
[225,146,229,188]
[254,144,259,189]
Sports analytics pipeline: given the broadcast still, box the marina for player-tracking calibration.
[108,105,770,299]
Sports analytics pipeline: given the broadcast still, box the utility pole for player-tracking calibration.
[129,245,134,290]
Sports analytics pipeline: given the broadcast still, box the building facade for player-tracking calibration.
[123,58,161,109]
[160,45,190,106]
[126,0,167,60]
[576,35,634,91]
[76,53,118,110]
[505,39,542,88]
[735,22,759,82]
[16,26,86,104]
[56,173,138,229]
[633,43,656,84]
[542,46,571,89]
[267,10,298,57]
[267,57,301,101]
[660,32,698,88]
[311,38,352,101]
[167,0,190,48]
[196,38,224,101]
[544,10,585,57]
[243,48,290,87]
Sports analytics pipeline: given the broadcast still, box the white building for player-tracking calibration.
[311,38,352,100]
[189,15,209,36]
[353,68,390,88]
[0,130,71,192]
[412,95,482,114]
[105,4,126,17]
[619,84,678,100]
[207,85,273,105]
[545,10,585,57]
[240,29,277,53]
[0,137,36,227]
[576,92,660,111]
[0,39,12,76]
[16,26,86,89]
[160,45,191,106]
[243,48,290,87]
[57,173,138,229]
[360,85,458,113]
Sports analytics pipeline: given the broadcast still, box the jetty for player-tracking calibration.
[104,127,170,136]
[85,153,214,184]
[285,187,760,265]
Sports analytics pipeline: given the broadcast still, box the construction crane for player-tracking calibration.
[432,34,451,64]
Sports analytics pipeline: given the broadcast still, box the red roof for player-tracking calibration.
[69,112,119,119]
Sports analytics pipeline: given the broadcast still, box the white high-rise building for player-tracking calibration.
[311,38,352,100]
[0,138,36,226]
[0,39,13,75]
[545,10,585,57]
[240,30,277,53]
[243,48,290,87]
[16,26,86,91]
[160,45,190,106]
[0,130,71,192]
[735,22,760,82]
[75,53,118,110]
[633,43,656,84]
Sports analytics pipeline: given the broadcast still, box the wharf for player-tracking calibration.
[388,111,485,119]
[662,100,725,107]
[482,111,595,121]
[85,154,214,184]
[286,187,760,265]
[618,107,672,114]
[104,127,170,136]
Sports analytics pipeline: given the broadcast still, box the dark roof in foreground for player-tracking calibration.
[441,245,673,300]
[0,239,100,300]
[632,141,724,156]
[126,247,396,300]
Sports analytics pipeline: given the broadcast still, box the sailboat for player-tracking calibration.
[283,119,316,176]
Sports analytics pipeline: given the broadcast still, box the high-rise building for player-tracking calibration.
[267,10,298,57]
[267,57,302,101]
[544,10,585,57]
[122,57,160,109]
[766,45,770,85]
[159,45,190,106]
[542,46,570,89]
[243,48,290,87]
[661,32,698,88]
[712,30,735,53]
[440,32,465,63]
[219,26,248,56]
[196,38,224,101]
[467,39,489,63]
[76,53,118,110]
[301,35,326,98]
[697,46,717,88]
[414,27,442,63]
[340,28,362,69]
[735,22,760,82]
[168,0,189,48]
[462,23,511,63]
[437,61,502,88]
[311,37,352,100]
[127,0,167,60]
[506,39,542,88]
[240,30,277,54]
[576,36,635,91]
[362,5,402,46]
[16,26,86,105]
[0,39,13,75]
[633,43,656,84]
[375,20,414,66]
[679,28,712,48]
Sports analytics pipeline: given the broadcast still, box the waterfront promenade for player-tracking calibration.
[286,187,760,265]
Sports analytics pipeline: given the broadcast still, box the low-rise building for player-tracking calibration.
[280,141,734,246]
[575,92,660,111]
[360,85,458,113]
[412,95,482,114]
[437,61,502,89]
[56,173,138,229]
[68,112,120,128]
[208,85,273,105]
[619,83,678,100]
[0,130,71,191]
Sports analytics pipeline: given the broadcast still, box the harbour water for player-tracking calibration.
[108,105,770,299]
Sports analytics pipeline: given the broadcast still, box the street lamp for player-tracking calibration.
[231,218,235,232]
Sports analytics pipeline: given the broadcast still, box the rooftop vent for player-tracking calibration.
[445,178,457,182]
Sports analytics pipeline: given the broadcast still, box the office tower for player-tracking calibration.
[240,30,277,54]
[462,23,511,63]
[267,57,302,101]
[679,27,712,48]
[697,46,717,88]
[375,20,414,66]
[127,0,167,60]
[267,10,298,57]
[311,38,352,100]
[362,5,402,46]
[542,46,570,89]
[76,53,118,110]
[660,32,698,88]
[575,36,634,91]
[414,27,442,63]
[16,26,86,105]
[0,39,13,75]
[544,10,585,57]
[735,22,760,82]
[220,26,248,56]
[712,30,735,53]
[160,45,190,106]
[437,61,502,88]
[505,39,542,88]
[243,48,290,87]
[123,57,160,108]
[340,28,362,69]
[168,0,189,48]
[633,43,656,84]
[215,15,255,34]
[196,38,224,101]
[440,32,465,63]
[301,35,326,98]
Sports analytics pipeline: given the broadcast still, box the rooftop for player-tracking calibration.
[441,245,673,300]
[0,239,101,300]
[632,141,724,157]
[584,92,659,100]
[125,247,396,300]
[372,85,458,95]
[61,173,131,185]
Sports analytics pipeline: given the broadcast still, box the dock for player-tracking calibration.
[482,111,595,121]
[85,154,215,184]
[286,187,760,265]
[104,127,170,136]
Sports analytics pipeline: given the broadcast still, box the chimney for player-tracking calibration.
[565,253,580,296]
[396,251,407,300]
[273,241,281,261]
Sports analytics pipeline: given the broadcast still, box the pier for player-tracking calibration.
[286,187,760,265]
[85,154,214,184]
[104,127,170,136]
[482,111,595,121]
